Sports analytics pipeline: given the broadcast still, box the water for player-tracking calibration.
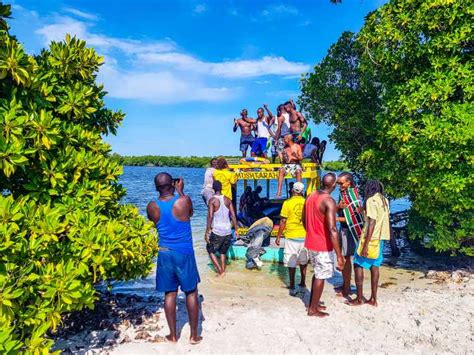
[112,166,412,295]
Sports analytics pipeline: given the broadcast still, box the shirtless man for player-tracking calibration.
[276,134,303,198]
[233,109,256,157]
[285,99,308,144]
[272,103,292,162]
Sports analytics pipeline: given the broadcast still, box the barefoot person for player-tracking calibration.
[233,109,256,157]
[146,173,202,344]
[348,180,391,307]
[205,181,239,276]
[276,182,308,296]
[335,172,364,297]
[304,173,344,317]
[276,134,303,198]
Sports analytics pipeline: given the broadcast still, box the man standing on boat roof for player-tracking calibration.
[276,181,308,296]
[304,172,344,318]
[272,103,292,162]
[276,134,303,198]
[146,173,202,344]
[205,180,239,277]
[250,104,273,158]
[285,98,308,144]
[233,108,256,157]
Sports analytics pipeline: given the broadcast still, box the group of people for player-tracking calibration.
[233,99,308,160]
[276,172,391,318]
[233,99,327,198]
[147,167,392,342]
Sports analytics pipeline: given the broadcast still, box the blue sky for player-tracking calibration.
[9,0,385,160]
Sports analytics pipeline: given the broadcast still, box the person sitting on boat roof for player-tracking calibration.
[285,98,308,144]
[250,104,273,158]
[213,157,237,202]
[276,181,308,296]
[205,180,239,277]
[276,135,303,198]
[233,109,256,158]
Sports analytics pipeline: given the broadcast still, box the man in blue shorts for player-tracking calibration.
[147,173,202,344]
[233,109,256,157]
[251,104,273,158]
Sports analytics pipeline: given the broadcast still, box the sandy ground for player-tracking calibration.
[62,257,473,355]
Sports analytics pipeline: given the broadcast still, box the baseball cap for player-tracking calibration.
[292,182,304,193]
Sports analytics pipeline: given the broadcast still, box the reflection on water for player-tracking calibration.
[113,166,411,296]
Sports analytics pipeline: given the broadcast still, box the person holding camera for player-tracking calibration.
[147,173,202,344]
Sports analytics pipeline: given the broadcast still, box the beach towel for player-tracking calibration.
[340,187,364,243]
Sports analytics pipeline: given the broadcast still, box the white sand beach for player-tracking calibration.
[55,258,473,354]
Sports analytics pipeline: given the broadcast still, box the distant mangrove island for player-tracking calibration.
[112,154,348,171]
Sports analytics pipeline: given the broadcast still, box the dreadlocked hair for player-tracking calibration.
[364,179,387,209]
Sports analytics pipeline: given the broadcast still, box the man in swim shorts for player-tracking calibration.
[285,99,308,144]
[146,173,202,343]
[233,109,256,157]
[276,134,303,198]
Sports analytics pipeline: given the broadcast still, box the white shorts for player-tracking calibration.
[308,250,334,279]
[283,239,308,268]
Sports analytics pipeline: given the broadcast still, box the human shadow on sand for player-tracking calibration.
[51,291,205,354]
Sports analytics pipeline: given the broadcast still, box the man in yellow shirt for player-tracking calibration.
[276,182,308,296]
[349,180,391,307]
[213,157,237,201]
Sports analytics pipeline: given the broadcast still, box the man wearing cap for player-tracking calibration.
[276,181,308,296]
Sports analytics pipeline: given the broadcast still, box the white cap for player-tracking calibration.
[292,182,304,193]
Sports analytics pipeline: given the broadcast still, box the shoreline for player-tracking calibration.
[52,254,473,354]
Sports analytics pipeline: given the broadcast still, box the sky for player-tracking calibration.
[9,0,386,160]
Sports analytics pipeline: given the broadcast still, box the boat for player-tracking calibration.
[225,161,320,263]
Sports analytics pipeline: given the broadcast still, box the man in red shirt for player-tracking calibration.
[304,173,344,317]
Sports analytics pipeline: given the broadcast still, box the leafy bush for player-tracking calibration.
[322,160,348,172]
[300,0,473,255]
[0,4,157,353]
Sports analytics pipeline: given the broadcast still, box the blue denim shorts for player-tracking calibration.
[156,249,200,293]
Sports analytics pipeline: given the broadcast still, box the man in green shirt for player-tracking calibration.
[276,182,308,296]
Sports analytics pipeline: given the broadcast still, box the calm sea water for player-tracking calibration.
[112,166,410,295]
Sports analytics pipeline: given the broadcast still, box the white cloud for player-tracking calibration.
[32,11,308,105]
[98,63,235,104]
[35,16,175,54]
[64,8,98,21]
[137,52,309,78]
[193,4,207,15]
[262,4,299,18]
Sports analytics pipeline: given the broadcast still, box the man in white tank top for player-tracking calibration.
[250,105,273,158]
[205,180,239,276]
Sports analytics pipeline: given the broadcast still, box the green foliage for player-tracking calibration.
[322,160,348,172]
[300,0,473,255]
[0,4,157,353]
[116,154,241,168]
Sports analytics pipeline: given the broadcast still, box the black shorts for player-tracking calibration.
[206,233,232,255]
[339,227,357,257]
